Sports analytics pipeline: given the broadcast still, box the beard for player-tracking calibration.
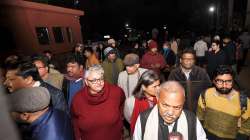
[215,86,232,95]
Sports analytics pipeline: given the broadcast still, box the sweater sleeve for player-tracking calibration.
[71,100,82,140]
[117,59,125,72]
[119,88,126,120]
[197,95,206,122]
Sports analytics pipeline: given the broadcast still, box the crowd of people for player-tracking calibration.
[1,29,250,140]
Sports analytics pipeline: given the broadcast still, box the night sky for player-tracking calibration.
[78,0,219,39]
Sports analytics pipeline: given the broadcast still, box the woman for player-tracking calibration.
[71,65,125,140]
[83,47,100,69]
[124,70,160,134]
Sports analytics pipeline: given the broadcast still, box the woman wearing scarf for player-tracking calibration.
[71,65,125,140]
[124,70,160,135]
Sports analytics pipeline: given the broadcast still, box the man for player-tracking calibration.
[71,65,125,140]
[4,60,67,113]
[168,48,211,112]
[102,47,124,84]
[133,81,206,140]
[140,40,166,75]
[118,53,147,98]
[206,39,227,79]
[43,50,60,71]
[222,36,237,72]
[238,29,250,66]
[0,82,20,140]
[32,55,64,90]
[197,65,250,140]
[193,36,208,67]
[107,38,121,58]
[10,87,73,140]
[62,55,84,108]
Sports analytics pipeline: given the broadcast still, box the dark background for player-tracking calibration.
[0,0,248,41]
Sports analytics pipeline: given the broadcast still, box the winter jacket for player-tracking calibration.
[168,66,212,112]
[40,81,68,113]
[102,58,124,84]
[22,108,74,140]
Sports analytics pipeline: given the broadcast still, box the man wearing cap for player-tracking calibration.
[10,87,74,140]
[140,40,166,75]
[107,38,121,58]
[118,53,147,98]
[102,47,124,84]
[4,60,68,113]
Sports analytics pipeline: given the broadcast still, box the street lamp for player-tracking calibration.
[209,6,215,13]
[125,23,129,28]
[208,6,216,30]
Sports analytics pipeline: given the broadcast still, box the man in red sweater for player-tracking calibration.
[71,65,125,140]
[140,40,166,75]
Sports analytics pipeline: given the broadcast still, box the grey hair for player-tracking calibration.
[84,65,104,79]
[156,81,185,97]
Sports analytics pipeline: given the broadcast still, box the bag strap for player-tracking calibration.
[200,90,206,111]
[233,78,248,113]
[239,90,248,114]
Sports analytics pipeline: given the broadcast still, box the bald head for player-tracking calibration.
[157,81,185,98]
[157,81,185,124]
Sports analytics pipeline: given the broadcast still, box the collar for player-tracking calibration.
[180,66,192,80]
[32,81,41,87]
[75,78,83,83]
[213,87,236,100]
[180,66,192,74]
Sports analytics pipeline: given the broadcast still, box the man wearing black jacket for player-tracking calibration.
[4,60,68,113]
[168,48,211,112]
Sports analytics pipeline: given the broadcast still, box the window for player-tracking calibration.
[66,27,73,43]
[36,27,50,45]
[52,27,64,43]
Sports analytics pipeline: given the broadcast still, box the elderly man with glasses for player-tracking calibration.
[71,65,125,140]
[197,65,250,140]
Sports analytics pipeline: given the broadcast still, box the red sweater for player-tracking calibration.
[71,82,125,140]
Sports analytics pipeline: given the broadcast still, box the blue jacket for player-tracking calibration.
[40,81,69,113]
[26,108,74,140]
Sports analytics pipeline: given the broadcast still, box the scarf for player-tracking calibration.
[144,106,188,140]
[83,82,110,105]
[130,97,157,134]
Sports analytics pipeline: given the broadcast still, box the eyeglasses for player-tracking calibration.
[181,57,194,61]
[87,77,104,84]
[37,67,45,69]
[215,79,233,85]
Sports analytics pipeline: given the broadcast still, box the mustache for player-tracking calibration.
[162,112,175,119]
